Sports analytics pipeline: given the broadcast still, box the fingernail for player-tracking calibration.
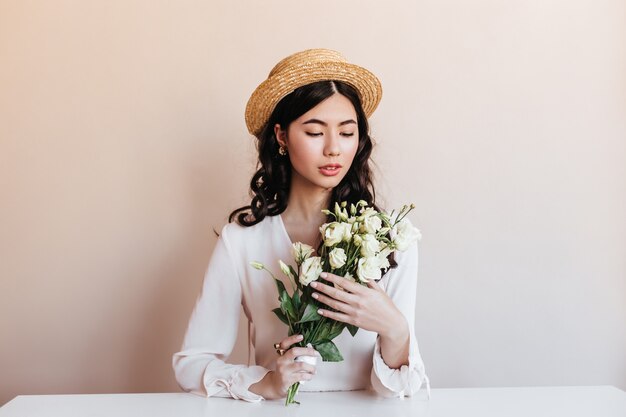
[320,272,327,278]
[297,335,303,340]
[312,293,319,299]
[310,282,318,288]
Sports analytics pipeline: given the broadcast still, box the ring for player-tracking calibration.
[273,342,286,356]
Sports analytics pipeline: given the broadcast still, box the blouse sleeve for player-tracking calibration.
[370,240,431,398]
[172,226,271,402]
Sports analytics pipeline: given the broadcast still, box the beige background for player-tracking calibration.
[1,0,625,406]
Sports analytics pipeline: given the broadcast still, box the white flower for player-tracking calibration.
[341,223,353,242]
[292,242,314,265]
[320,222,341,246]
[356,257,382,282]
[299,256,323,286]
[360,233,381,257]
[321,222,352,246]
[392,219,422,251]
[360,207,377,217]
[328,248,347,269]
[377,255,390,270]
[362,213,382,234]
[334,272,356,291]
[378,245,393,258]
[376,246,393,270]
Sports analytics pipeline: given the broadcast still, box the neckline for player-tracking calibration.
[275,213,323,252]
[276,213,295,248]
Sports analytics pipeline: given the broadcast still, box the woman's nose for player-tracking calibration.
[324,131,341,156]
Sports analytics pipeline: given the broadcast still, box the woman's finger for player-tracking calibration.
[366,279,383,291]
[278,334,304,349]
[317,308,354,326]
[287,346,321,358]
[319,272,365,294]
[292,361,316,374]
[311,279,359,303]
[291,372,313,385]
[312,291,355,315]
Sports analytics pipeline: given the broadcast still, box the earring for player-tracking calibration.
[278,146,287,156]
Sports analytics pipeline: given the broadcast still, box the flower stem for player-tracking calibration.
[285,382,300,405]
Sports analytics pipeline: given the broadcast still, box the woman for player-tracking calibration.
[172,49,429,402]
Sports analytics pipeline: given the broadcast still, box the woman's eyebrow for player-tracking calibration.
[302,118,357,126]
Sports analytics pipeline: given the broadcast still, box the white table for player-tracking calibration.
[1,386,625,417]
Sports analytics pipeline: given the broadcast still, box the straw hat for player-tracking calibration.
[245,48,383,136]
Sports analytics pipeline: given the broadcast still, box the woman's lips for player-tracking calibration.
[319,164,342,176]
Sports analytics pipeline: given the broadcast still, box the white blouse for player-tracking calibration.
[172,214,429,402]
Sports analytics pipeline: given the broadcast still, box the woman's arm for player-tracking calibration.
[172,225,271,402]
[378,316,410,369]
[369,240,429,398]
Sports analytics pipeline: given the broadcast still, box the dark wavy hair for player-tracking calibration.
[229,80,384,225]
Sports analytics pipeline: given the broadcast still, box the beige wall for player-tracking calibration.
[1,0,625,405]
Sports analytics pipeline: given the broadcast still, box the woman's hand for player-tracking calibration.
[310,272,405,339]
[250,334,320,399]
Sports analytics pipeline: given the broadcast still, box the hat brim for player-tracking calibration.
[245,61,382,136]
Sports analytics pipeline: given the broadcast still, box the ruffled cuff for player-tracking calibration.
[370,332,430,399]
[204,365,271,403]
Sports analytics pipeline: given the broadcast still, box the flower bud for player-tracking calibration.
[279,260,293,279]
[250,261,264,270]
[334,202,342,217]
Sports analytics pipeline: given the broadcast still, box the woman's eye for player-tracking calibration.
[305,131,354,137]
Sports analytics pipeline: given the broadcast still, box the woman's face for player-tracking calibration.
[275,93,360,192]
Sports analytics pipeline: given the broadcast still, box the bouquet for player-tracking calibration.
[251,201,421,405]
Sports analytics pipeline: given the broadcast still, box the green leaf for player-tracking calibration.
[280,291,297,321]
[315,340,343,362]
[347,324,359,337]
[292,291,301,312]
[327,321,345,340]
[274,278,287,298]
[272,307,289,325]
[296,303,321,323]
[316,324,330,341]
[288,265,299,283]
